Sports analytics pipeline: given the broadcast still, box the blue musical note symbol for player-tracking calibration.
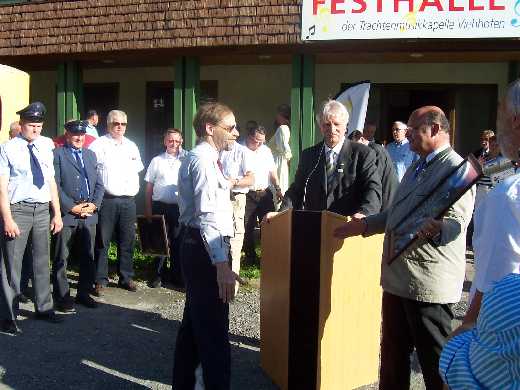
[511,0,520,27]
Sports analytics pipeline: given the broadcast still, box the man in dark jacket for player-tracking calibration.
[273,100,381,218]
[52,120,104,310]
[349,130,399,211]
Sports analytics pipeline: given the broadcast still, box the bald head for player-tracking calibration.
[407,106,450,157]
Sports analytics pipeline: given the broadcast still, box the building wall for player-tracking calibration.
[30,70,57,138]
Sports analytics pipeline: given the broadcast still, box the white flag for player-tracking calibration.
[335,81,370,136]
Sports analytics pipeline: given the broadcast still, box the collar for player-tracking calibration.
[324,137,345,155]
[426,143,450,163]
[394,138,409,146]
[164,149,183,159]
[106,133,125,145]
[197,141,219,160]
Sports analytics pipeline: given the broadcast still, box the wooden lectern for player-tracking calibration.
[260,209,384,390]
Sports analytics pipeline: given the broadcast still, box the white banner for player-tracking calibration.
[335,82,371,134]
[302,0,520,40]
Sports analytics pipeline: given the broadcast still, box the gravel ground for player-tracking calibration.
[0,258,473,390]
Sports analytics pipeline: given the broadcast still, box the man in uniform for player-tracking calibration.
[89,110,144,294]
[173,102,242,390]
[52,120,104,310]
[0,102,64,334]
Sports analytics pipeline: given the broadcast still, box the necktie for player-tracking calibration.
[27,144,44,189]
[326,149,336,194]
[414,158,427,179]
[73,149,90,200]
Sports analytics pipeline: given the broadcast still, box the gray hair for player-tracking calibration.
[393,121,407,129]
[497,79,520,160]
[107,110,127,125]
[317,100,349,125]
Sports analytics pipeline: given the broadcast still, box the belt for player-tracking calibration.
[252,188,270,194]
[104,194,133,199]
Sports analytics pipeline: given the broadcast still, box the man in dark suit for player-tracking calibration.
[271,100,381,218]
[52,120,104,310]
[349,130,399,211]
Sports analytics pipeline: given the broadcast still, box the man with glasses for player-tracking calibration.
[334,106,475,390]
[242,125,282,264]
[89,110,144,295]
[386,120,419,181]
[173,102,242,390]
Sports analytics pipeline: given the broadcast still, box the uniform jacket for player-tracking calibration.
[281,138,382,217]
[365,147,475,303]
[53,146,104,226]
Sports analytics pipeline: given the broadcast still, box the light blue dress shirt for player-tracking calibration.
[68,145,90,196]
[0,135,55,204]
[386,139,419,182]
[178,142,233,264]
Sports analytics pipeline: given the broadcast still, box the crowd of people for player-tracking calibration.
[1,79,519,389]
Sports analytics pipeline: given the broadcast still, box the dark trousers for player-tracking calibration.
[243,189,274,259]
[0,202,53,320]
[152,202,182,284]
[95,196,136,285]
[379,291,455,390]
[173,227,230,390]
[52,221,96,299]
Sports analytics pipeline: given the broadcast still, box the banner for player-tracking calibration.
[335,81,371,135]
[302,0,520,40]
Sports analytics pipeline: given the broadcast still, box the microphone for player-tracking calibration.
[302,143,325,210]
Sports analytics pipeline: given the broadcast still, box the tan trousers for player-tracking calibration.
[229,193,246,275]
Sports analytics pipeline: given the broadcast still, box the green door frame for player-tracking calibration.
[290,54,315,182]
[57,61,83,134]
[174,57,200,150]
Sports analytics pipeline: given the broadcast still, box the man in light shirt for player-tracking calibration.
[173,102,242,389]
[219,140,254,289]
[386,121,419,181]
[0,102,64,334]
[89,110,144,294]
[243,125,282,263]
[144,128,186,289]
[85,109,100,138]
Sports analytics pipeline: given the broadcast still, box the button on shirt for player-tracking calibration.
[386,139,419,181]
[144,150,186,204]
[89,134,144,196]
[243,143,275,191]
[178,142,233,264]
[219,143,252,194]
[0,135,55,204]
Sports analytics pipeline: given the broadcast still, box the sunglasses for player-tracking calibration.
[217,124,238,132]
[111,121,127,127]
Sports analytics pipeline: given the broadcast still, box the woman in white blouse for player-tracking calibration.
[268,104,292,207]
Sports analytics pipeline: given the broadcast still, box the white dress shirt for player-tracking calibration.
[243,143,275,191]
[89,134,144,197]
[219,143,252,194]
[470,173,520,301]
[324,137,344,167]
[178,142,233,264]
[0,135,55,204]
[144,150,186,204]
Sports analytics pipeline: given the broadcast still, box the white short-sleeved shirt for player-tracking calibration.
[470,173,520,301]
[219,143,252,194]
[243,143,275,191]
[144,150,186,204]
[89,134,144,197]
[0,135,55,204]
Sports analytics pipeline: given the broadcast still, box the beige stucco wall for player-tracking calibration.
[0,65,30,142]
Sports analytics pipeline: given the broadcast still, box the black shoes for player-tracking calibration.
[1,319,21,334]
[35,312,64,323]
[149,277,162,289]
[75,294,98,309]
[118,279,137,292]
[18,294,30,304]
[55,294,75,312]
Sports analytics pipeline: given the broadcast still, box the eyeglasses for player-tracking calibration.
[216,123,238,132]
[392,128,405,132]
[111,122,127,127]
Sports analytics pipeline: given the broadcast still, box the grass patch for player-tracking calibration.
[240,264,261,280]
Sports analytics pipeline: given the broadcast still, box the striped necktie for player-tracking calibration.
[326,149,336,194]
[414,158,427,179]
